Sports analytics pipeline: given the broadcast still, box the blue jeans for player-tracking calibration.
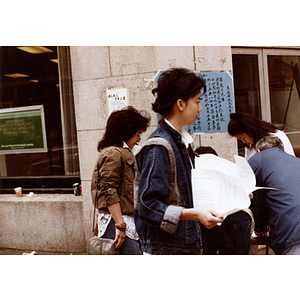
[201,211,251,255]
[102,219,142,255]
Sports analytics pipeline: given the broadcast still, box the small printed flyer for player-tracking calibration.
[106,87,129,116]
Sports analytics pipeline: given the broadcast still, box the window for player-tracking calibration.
[232,54,261,118]
[0,46,80,193]
[232,47,300,157]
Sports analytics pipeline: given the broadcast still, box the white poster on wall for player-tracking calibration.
[106,87,129,116]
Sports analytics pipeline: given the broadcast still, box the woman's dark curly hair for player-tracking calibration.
[228,112,278,144]
[97,106,151,151]
[151,68,206,117]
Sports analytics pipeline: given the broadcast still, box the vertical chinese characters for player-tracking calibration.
[185,72,234,134]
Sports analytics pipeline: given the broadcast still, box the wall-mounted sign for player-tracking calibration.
[185,72,234,134]
[106,87,130,116]
[155,71,234,134]
[0,105,48,154]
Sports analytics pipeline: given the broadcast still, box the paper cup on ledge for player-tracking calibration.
[14,187,22,197]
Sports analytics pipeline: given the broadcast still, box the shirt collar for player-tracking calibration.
[164,119,193,148]
[123,141,130,149]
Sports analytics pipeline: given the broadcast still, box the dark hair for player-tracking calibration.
[228,112,278,144]
[195,146,218,156]
[97,106,151,151]
[151,68,206,116]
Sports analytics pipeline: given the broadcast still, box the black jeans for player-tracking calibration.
[201,211,251,255]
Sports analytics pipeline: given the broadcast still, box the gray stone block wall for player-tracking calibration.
[0,194,86,253]
[70,46,238,252]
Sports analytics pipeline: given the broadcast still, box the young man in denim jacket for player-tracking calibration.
[134,68,223,255]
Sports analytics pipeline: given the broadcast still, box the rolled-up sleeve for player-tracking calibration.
[97,149,123,207]
[161,205,184,234]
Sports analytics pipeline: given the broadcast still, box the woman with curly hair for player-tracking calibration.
[91,106,151,254]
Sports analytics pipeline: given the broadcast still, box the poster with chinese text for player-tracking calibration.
[106,87,129,116]
[184,72,234,134]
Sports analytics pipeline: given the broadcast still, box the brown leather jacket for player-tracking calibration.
[91,146,135,215]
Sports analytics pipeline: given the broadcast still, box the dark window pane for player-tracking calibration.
[0,46,80,192]
[268,55,300,157]
[232,54,261,156]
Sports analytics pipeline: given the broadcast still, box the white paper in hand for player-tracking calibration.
[192,154,251,217]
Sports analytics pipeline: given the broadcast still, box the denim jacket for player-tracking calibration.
[134,119,201,254]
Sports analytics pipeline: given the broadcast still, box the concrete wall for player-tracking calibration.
[0,194,86,253]
[70,46,238,253]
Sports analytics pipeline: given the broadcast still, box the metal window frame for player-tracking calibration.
[262,48,300,123]
[231,47,265,119]
[232,47,300,123]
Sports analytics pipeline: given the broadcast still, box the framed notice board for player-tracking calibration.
[0,105,48,154]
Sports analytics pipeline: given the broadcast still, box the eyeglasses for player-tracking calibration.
[136,132,143,139]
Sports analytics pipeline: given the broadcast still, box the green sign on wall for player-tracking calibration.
[0,105,48,154]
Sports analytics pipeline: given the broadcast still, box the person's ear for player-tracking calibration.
[176,99,186,112]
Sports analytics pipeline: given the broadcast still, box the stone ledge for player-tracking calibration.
[0,194,86,253]
[0,193,82,202]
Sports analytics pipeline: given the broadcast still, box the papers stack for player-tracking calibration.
[192,154,256,217]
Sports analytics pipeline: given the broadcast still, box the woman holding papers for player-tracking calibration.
[134,68,223,255]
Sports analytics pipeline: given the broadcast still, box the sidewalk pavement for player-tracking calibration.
[0,246,274,255]
[0,248,87,255]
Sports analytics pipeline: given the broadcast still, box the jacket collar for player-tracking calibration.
[159,119,196,168]
[164,119,193,148]
[160,119,184,146]
[120,147,135,165]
